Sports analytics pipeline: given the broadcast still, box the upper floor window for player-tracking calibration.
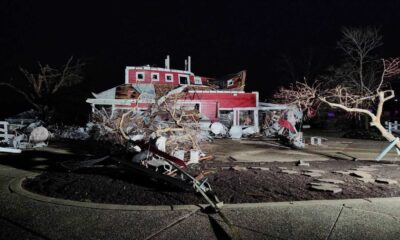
[179,75,189,85]
[151,72,159,81]
[165,73,173,82]
[227,79,234,86]
[194,77,202,85]
[136,72,145,81]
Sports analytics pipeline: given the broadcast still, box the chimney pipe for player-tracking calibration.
[165,55,170,69]
[188,56,191,72]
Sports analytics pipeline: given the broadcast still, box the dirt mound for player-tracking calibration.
[23,160,400,205]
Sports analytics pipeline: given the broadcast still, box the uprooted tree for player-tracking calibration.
[0,57,84,122]
[274,57,400,148]
[91,85,206,156]
[322,27,385,129]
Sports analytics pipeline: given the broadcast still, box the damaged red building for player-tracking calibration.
[86,56,260,130]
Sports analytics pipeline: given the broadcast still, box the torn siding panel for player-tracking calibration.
[184,92,257,108]
[199,101,219,122]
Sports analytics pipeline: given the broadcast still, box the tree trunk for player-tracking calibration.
[371,119,400,149]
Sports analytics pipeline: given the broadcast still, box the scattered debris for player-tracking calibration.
[316,178,345,184]
[357,178,375,183]
[382,163,398,167]
[351,166,378,172]
[231,166,248,171]
[242,126,258,137]
[349,170,375,183]
[375,178,398,184]
[333,170,352,175]
[281,169,299,174]
[0,117,51,151]
[260,103,305,148]
[199,155,214,161]
[336,152,358,161]
[309,182,342,194]
[350,171,373,179]
[302,172,322,177]
[310,136,327,146]
[305,169,325,174]
[54,125,91,140]
[248,166,270,171]
[368,164,383,168]
[278,167,288,170]
[228,156,238,162]
[297,160,310,167]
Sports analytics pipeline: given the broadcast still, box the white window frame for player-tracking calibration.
[227,79,234,86]
[136,72,145,81]
[194,76,202,85]
[178,74,190,85]
[151,72,160,81]
[165,73,174,82]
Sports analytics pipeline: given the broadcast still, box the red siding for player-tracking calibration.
[127,68,206,85]
[183,92,257,108]
[200,100,219,122]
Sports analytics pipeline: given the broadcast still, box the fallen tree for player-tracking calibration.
[274,57,400,148]
[90,85,208,162]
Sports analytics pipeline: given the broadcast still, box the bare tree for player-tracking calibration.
[280,48,325,85]
[331,26,383,98]
[0,57,84,121]
[274,58,400,148]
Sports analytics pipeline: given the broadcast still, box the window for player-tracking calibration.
[165,73,173,82]
[179,75,189,85]
[151,72,159,81]
[194,76,202,85]
[227,79,234,86]
[239,110,254,126]
[136,72,145,81]
[219,110,234,128]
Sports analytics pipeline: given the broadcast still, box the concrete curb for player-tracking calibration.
[9,175,197,211]
[9,175,400,211]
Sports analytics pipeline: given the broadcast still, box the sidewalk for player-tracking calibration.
[0,163,399,240]
[208,138,400,163]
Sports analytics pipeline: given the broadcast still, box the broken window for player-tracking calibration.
[136,72,145,81]
[179,75,189,85]
[239,110,254,126]
[219,110,233,128]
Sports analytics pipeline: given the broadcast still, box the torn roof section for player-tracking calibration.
[92,84,155,100]
[87,56,259,128]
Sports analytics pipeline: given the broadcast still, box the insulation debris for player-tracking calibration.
[260,104,305,148]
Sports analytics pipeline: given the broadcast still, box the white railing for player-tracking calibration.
[0,121,9,143]
[385,121,399,134]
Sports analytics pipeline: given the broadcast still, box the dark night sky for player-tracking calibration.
[1,0,400,122]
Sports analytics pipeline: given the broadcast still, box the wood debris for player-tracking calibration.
[281,169,299,174]
[375,178,398,184]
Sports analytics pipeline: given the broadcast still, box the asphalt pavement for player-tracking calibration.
[1,162,400,240]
